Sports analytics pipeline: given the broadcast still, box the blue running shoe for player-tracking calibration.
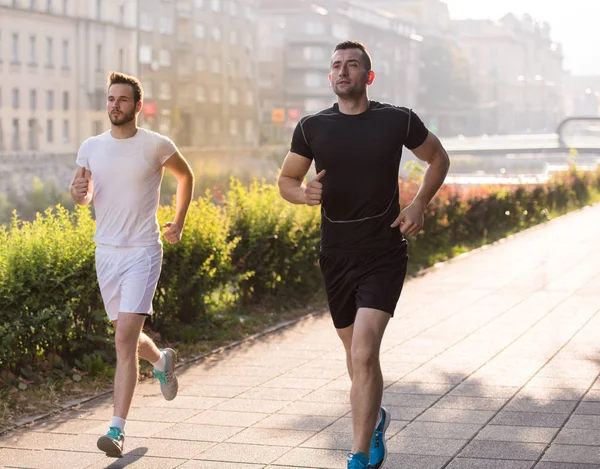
[348,452,369,469]
[369,407,391,468]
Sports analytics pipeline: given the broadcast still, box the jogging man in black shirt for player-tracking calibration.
[278,41,450,469]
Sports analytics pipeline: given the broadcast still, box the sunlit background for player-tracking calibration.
[1,0,599,219]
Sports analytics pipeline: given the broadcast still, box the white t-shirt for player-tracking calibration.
[76,128,177,247]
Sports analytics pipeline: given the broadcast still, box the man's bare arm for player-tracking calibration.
[277,152,313,205]
[70,166,93,206]
[163,151,195,229]
[409,132,450,211]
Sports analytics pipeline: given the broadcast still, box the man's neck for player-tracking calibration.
[337,95,370,115]
[110,121,138,139]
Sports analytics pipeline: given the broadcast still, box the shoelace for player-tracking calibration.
[372,430,381,449]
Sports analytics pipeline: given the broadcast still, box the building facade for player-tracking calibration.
[257,0,422,143]
[137,0,260,148]
[452,14,565,135]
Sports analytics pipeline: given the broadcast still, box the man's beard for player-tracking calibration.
[109,110,135,126]
[333,82,363,99]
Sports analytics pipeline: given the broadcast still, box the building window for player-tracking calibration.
[63,91,69,110]
[93,89,103,111]
[245,119,254,143]
[28,118,37,150]
[62,0,67,14]
[303,46,325,61]
[195,0,204,8]
[210,0,220,12]
[139,45,152,64]
[159,116,170,134]
[12,88,20,109]
[30,89,36,110]
[140,13,153,31]
[246,90,253,106]
[230,31,238,45]
[47,119,53,143]
[159,83,171,100]
[62,39,69,69]
[30,0,37,9]
[229,88,238,105]
[258,75,273,88]
[119,4,124,24]
[12,119,20,151]
[229,0,237,16]
[63,119,69,143]
[211,88,220,103]
[196,86,206,102]
[46,37,53,68]
[46,0,52,12]
[95,44,102,71]
[211,57,220,74]
[212,27,221,42]
[305,73,321,88]
[195,23,205,38]
[229,119,238,136]
[332,23,349,39]
[305,21,325,35]
[29,35,36,65]
[47,90,54,110]
[118,48,124,70]
[159,49,171,67]
[95,0,101,20]
[196,56,205,71]
[159,17,174,34]
[11,33,19,64]
[145,81,153,99]
[211,119,220,134]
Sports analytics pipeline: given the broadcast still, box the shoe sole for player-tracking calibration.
[372,407,391,469]
[97,435,123,458]
[161,348,178,401]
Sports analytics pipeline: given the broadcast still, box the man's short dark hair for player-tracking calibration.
[333,40,372,71]
[107,72,143,104]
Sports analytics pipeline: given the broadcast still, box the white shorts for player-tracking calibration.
[95,244,163,321]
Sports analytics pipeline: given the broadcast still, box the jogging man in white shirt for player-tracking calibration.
[70,72,195,458]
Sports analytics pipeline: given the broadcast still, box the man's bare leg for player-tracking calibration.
[112,313,146,420]
[337,308,389,457]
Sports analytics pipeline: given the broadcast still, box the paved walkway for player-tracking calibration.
[2,204,600,469]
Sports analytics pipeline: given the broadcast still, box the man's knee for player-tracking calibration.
[351,345,379,371]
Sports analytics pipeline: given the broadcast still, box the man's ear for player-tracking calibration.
[367,71,375,85]
[328,73,333,87]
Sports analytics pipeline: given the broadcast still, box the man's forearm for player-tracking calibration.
[173,174,194,227]
[278,176,307,205]
[412,150,450,209]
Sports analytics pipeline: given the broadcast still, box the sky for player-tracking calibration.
[443,0,600,76]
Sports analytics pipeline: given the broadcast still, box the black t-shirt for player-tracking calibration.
[290,101,429,255]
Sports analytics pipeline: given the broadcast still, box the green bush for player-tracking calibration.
[226,179,321,303]
[153,193,238,329]
[0,205,108,373]
[0,168,599,377]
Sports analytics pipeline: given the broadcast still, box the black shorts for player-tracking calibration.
[319,243,408,329]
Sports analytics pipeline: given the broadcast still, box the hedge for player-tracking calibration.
[1,167,599,376]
